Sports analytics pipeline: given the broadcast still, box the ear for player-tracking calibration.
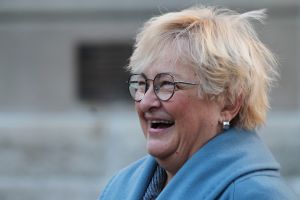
[220,93,243,122]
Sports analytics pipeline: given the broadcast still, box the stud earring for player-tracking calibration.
[223,120,230,130]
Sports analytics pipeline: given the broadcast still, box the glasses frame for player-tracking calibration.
[128,73,199,102]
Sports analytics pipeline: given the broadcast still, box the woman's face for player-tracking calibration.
[135,57,223,163]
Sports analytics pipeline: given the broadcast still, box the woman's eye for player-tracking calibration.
[159,81,175,91]
[137,81,146,86]
[130,81,145,88]
[161,81,174,86]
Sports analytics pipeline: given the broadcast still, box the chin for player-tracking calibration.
[146,138,175,159]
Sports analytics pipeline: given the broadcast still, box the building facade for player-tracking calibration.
[0,0,299,199]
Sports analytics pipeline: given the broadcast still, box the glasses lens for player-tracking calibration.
[128,74,146,101]
[154,74,175,101]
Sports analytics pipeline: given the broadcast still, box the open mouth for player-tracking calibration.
[150,120,175,129]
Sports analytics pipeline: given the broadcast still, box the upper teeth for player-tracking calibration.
[151,120,173,124]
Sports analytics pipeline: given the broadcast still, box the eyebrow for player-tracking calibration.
[166,72,185,80]
[140,71,186,80]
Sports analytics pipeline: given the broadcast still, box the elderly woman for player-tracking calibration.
[99,6,297,200]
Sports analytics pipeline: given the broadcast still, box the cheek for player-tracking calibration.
[135,104,147,129]
[169,95,199,124]
[171,95,218,130]
[135,103,145,118]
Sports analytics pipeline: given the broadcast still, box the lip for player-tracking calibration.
[147,121,175,135]
[143,112,175,135]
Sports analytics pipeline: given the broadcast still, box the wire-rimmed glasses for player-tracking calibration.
[128,73,199,102]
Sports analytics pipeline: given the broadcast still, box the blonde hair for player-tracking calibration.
[127,6,278,130]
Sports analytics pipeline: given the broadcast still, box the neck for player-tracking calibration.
[155,150,189,185]
[154,134,216,185]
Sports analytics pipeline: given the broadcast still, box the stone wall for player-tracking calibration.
[0,0,299,199]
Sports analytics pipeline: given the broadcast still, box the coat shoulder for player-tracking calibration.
[224,171,298,200]
[99,156,154,200]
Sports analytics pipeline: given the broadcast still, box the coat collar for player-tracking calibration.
[157,128,279,199]
[113,128,279,200]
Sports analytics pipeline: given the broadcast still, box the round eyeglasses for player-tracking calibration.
[128,73,199,102]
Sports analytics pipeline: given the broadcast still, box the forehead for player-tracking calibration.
[141,58,197,80]
[131,39,198,79]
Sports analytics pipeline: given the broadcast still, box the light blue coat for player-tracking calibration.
[99,128,298,199]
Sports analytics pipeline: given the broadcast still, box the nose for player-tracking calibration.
[138,84,161,112]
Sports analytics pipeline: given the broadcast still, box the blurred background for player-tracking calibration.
[0,0,299,199]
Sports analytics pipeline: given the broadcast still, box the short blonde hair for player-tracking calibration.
[127,6,278,130]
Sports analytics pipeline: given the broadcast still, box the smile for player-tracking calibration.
[150,120,175,129]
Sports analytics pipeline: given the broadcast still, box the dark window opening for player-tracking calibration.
[77,43,133,103]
